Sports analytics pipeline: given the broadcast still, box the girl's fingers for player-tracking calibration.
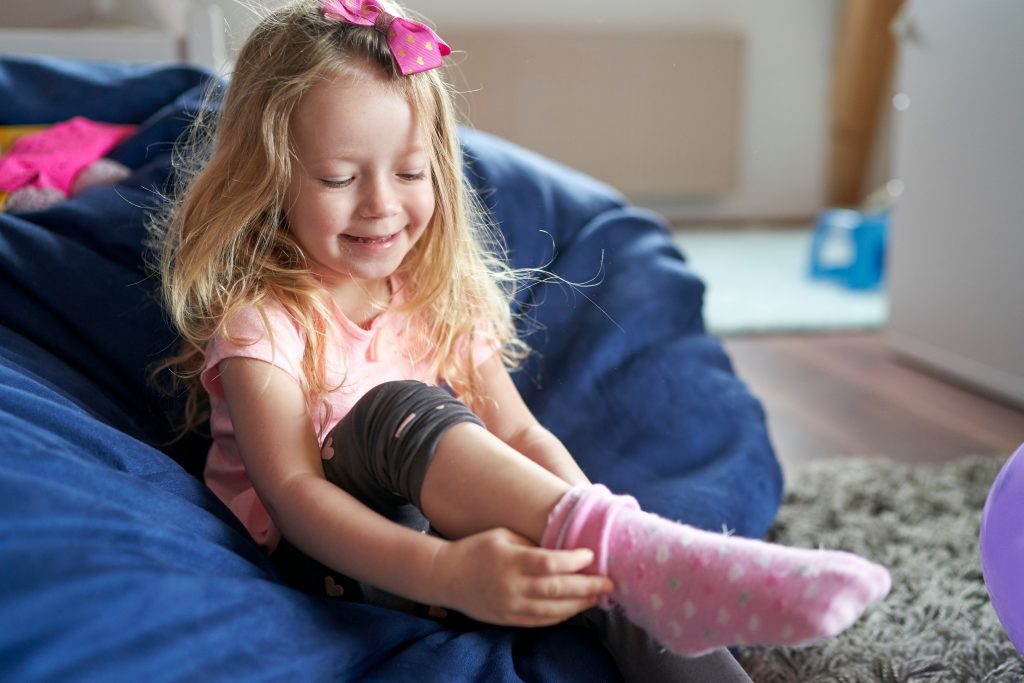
[521,547,596,575]
[512,596,603,627]
[524,574,614,600]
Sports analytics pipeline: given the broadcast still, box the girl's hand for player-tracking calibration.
[429,528,615,627]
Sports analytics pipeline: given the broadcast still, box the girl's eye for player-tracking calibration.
[319,178,353,189]
[399,171,427,181]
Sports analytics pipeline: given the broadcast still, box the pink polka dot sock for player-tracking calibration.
[541,485,891,657]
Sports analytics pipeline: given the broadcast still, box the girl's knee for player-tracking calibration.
[324,380,484,507]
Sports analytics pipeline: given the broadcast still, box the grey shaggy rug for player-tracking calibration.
[736,455,1024,683]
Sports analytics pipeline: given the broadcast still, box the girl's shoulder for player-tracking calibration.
[201,300,306,392]
[220,300,304,346]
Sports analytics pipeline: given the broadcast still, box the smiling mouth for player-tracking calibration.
[342,232,397,245]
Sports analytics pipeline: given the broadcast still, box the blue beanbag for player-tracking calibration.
[0,55,781,681]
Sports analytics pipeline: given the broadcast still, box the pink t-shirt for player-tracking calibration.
[201,295,493,552]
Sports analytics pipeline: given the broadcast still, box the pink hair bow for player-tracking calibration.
[320,0,451,76]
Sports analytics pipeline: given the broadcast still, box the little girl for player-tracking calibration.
[154,1,890,680]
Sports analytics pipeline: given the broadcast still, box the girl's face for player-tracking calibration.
[286,67,435,309]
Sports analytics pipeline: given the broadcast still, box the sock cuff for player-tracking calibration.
[542,484,640,584]
[565,485,640,579]
[540,484,589,551]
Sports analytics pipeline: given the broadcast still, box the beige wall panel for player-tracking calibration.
[445,29,743,199]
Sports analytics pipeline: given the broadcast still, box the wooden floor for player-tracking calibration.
[722,332,1024,477]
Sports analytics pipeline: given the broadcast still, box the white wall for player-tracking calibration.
[886,0,1024,407]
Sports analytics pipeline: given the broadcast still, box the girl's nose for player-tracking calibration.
[360,177,401,218]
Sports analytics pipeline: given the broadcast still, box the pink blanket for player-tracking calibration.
[0,117,137,194]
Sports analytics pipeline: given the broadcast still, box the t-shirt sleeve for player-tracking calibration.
[200,304,305,400]
[464,321,501,368]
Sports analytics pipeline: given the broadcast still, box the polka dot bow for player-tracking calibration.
[320,0,451,76]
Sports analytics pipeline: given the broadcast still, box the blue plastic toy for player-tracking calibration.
[808,208,888,289]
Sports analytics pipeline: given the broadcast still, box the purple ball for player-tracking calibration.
[980,442,1024,656]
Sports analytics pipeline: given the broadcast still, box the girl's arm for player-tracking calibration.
[218,357,606,625]
[473,355,591,487]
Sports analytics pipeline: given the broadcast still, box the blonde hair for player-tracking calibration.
[150,0,526,437]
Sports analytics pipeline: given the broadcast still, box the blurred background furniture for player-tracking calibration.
[0,0,225,69]
[886,0,1024,408]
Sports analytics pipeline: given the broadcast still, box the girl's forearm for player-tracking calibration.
[505,424,591,486]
